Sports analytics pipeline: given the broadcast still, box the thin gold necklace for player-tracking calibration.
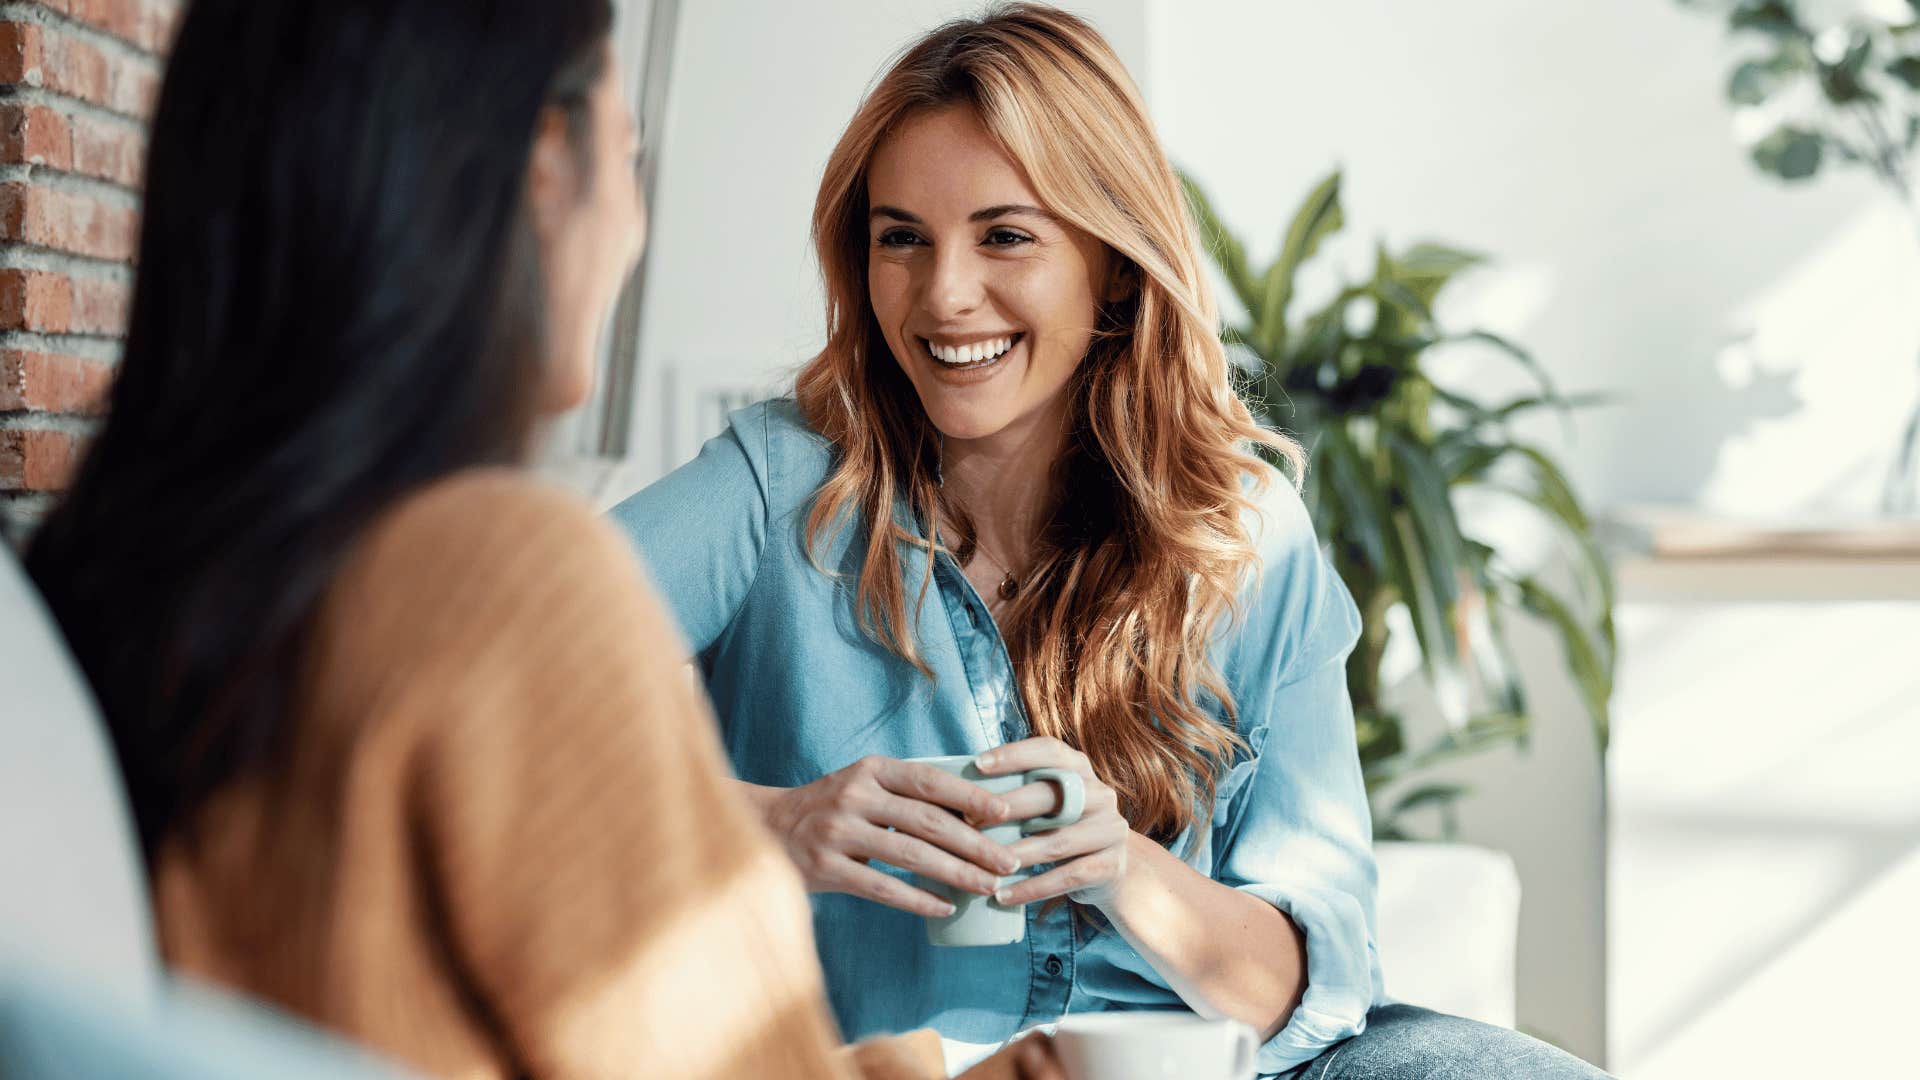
[970,536,1022,602]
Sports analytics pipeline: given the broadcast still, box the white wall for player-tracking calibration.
[1149,0,1898,1068]
[625,0,1149,478]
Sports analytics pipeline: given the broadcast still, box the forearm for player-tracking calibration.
[1093,833,1306,1040]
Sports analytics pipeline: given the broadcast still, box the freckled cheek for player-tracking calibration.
[868,262,914,342]
[1005,266,1098,364]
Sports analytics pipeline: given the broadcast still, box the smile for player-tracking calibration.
[920,333,1024,368]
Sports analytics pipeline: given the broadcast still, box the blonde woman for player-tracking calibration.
[613,6,1607,1078]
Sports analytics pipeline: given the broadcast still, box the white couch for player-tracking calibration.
[0,545,408,1077]
[1373,841,1520,1029]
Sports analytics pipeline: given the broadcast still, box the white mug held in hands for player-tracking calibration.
[1053,1013,1259,1080]
[906,754,1084,946]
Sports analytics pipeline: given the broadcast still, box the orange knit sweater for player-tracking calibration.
[150,471,941,1080]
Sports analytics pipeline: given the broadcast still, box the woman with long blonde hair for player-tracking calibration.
[614,5,1607,1077]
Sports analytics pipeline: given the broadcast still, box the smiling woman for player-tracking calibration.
[610,4,1611,1078]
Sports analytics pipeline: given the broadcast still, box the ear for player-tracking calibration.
[525,108,575,239]
[1102,257,1140,305]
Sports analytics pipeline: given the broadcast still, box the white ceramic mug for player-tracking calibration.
[1053,1013,1258,1080]
[905,754,1084,947]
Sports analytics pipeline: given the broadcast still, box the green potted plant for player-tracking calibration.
[1675,0,1920,512]
[1181,169,1616,839]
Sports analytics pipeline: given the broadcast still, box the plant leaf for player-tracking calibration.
[1317,426,1390,571]
[1728,1,1807,38]
[1728,56,1786,104]
[1890,56,1920,89]
[1255,171,1344,356]
[1751,126,1825,180]
[1179,170,1264,321]
[1389,782,1472,819]
[1514,576,1612,748]
[1817,33,1877,104]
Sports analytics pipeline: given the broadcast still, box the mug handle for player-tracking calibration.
[1018,768,1084,833]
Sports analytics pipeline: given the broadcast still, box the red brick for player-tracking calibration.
[0,103,73,170]
[0,426,86,491]
[0,182,139,261]
[0,349,112,414]
[67,110,142,188]
[26,0,178,55]
[70,272,127,334]
[0,22,48,86]
[0,268,73,332]
[0,104,144,190]
[0,21,161,118]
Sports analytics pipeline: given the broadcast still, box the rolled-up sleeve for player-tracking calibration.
[1212,476,1381,1076]
[607,404,772,655]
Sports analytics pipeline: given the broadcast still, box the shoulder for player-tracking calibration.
[326,468,677,664]
[356,468,634,584]
[734,397,835,510]
[1228,459,1362,682]
[1239,459,1318,573]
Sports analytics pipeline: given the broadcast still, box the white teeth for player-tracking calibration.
[925,335,1017,366]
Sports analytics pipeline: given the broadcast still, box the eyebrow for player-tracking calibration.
[869,204,1057,225]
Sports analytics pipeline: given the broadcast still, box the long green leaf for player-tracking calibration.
[1392,242,1487,311]
[1439,330,1564,402]
[1386,430,1467,616]
[1502,445,1618,626]
[1514,576,1612,748]
[1255,171,1344,356]
[1179,171,1263,320]
[1389,505,1464,698]
[1318,426,1389,570]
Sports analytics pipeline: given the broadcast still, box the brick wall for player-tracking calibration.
[0,0,178,547]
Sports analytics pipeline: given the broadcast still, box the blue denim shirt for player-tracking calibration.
[609,399,1384,1076]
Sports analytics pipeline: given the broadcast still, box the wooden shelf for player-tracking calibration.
[1604,504,1920,562]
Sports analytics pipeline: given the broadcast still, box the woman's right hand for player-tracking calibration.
[758,756,1024,917]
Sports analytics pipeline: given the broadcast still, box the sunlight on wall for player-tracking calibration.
[1699,201,1920,517]
[1608,601,1920,1078]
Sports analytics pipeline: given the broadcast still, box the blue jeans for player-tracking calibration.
[1281,1005,1612,1079]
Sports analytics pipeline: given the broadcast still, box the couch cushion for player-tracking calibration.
[0,963,413,1079]
[1373,841,1520,1028]
[0,544,159,1002]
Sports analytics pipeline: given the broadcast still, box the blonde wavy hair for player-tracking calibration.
[795,3,1305,842]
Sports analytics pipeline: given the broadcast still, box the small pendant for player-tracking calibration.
[997,573,1019,601]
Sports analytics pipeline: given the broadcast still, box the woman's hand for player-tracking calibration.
[762,756,1024,917]
[975,737,1133,908]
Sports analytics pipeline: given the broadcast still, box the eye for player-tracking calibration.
[983,227,1034,248]
[876,228,925,249]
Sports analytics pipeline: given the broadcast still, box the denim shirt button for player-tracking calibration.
[1044,954,1064,977]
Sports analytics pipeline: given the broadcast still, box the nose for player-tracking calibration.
[921,243,984,322]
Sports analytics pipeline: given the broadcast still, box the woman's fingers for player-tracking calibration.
[846,820,1003,896]
[1005,814,1123,869]
[972,737,1084,777]
[993,852,1116,906]
[990,778,1070,824]
[820,856,959,918]
[871,757,1010,822]
[869,791,1021,877]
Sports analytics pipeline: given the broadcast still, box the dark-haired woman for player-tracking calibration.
[24,2,1057,1078]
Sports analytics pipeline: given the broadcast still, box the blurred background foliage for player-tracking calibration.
[1183,170,1616,839]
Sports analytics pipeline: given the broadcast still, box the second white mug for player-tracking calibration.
[1052,1012,1258,1080]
